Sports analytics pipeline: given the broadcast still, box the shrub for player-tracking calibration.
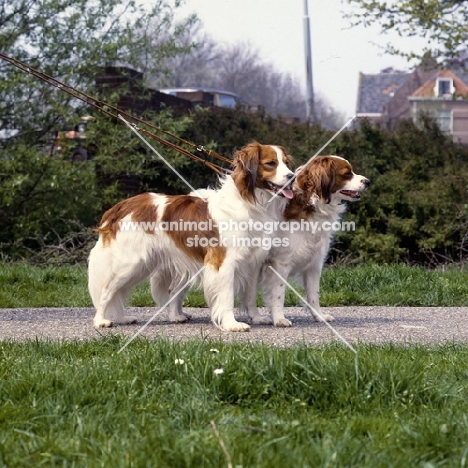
[2,104,467,265]
[331,117,468,264]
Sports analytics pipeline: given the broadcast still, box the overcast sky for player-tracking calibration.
[170,0,424,117]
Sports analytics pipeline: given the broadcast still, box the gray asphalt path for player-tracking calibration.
[0,306,467,346]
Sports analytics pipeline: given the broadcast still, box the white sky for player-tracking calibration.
[171,0,424,117]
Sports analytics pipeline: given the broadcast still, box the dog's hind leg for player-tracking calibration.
[150,272,192,323]
[240,264,273,325]
[303,266,334,322]
[262,261,292,327]
[88,243,116,328]
[89,243,147,327]
[95,271,146,327]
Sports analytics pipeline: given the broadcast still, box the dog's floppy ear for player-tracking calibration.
[231,142,260,203]
[319,158,336,204]
[296,157,335,204]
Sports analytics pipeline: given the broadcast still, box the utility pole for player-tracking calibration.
[303,0,315,123]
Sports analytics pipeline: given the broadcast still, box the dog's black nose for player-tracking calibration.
[286,173,295,180]
[363,178,371,188]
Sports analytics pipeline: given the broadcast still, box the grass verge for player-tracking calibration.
[1,262,468,308]
[0,338,467,467]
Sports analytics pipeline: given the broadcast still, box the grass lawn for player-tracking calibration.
[0,338,467,467]
[1,265,467,466]
[0,262,467,308]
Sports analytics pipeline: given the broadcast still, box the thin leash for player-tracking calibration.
[0,52,232,175]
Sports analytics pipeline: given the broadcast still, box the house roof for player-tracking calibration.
[453,68,468,86]
[356,71,411,114]
[410,69,468,98]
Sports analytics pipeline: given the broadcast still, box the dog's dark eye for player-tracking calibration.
[266,161,277,167]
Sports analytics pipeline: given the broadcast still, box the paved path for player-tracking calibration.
[0,307,467,346]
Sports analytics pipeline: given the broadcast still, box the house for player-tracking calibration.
[407,69,468,143]
[96,67,246,114]
[95,67,195,114]
[356,66,468,144]
[356,67,411,121]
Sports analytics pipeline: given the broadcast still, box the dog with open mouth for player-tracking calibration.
[241,155,370,327]
[88,142,294,332]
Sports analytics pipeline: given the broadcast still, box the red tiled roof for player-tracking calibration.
[411,70,468,98]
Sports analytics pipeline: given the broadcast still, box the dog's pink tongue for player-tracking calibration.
[282,189,294,200]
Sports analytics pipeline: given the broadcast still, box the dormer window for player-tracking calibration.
[435,78,454,97]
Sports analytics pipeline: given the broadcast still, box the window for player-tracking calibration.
[435,109,452,132]
[217,94,238,108]
[436,78,454,97]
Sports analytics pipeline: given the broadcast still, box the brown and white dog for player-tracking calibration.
[241,155,370,327]
[88,142,294,332]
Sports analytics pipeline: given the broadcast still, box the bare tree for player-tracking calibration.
[148,21,345,128]
[147,21,221,88]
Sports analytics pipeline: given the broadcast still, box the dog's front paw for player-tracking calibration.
[314,313,335,322]
[224,321,251,332]
[170,313,191,323]
[121,315,138,324]
[274,318,292,327]
[94,318,114,328]
[250,315,274,325]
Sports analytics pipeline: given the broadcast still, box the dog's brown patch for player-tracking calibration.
[97,193,157,246]
[162,196,226,271]
[284,194,316,220]
[97,193,226,269]
[231,143,261,203]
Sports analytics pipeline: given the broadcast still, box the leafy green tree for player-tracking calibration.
[346,0,468,64]
[0,0,194,261]
[1,0,193,144]
[2,0,467,265]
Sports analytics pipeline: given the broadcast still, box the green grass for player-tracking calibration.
[0,263,91,308]
[1,262,467,465]
[319,263,468,307]
[0,338,467,467]
[1,262,467,308]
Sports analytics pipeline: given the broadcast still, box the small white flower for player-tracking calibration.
[210,348,219,353]
[174,358,184,365]
[214,368,224,375]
